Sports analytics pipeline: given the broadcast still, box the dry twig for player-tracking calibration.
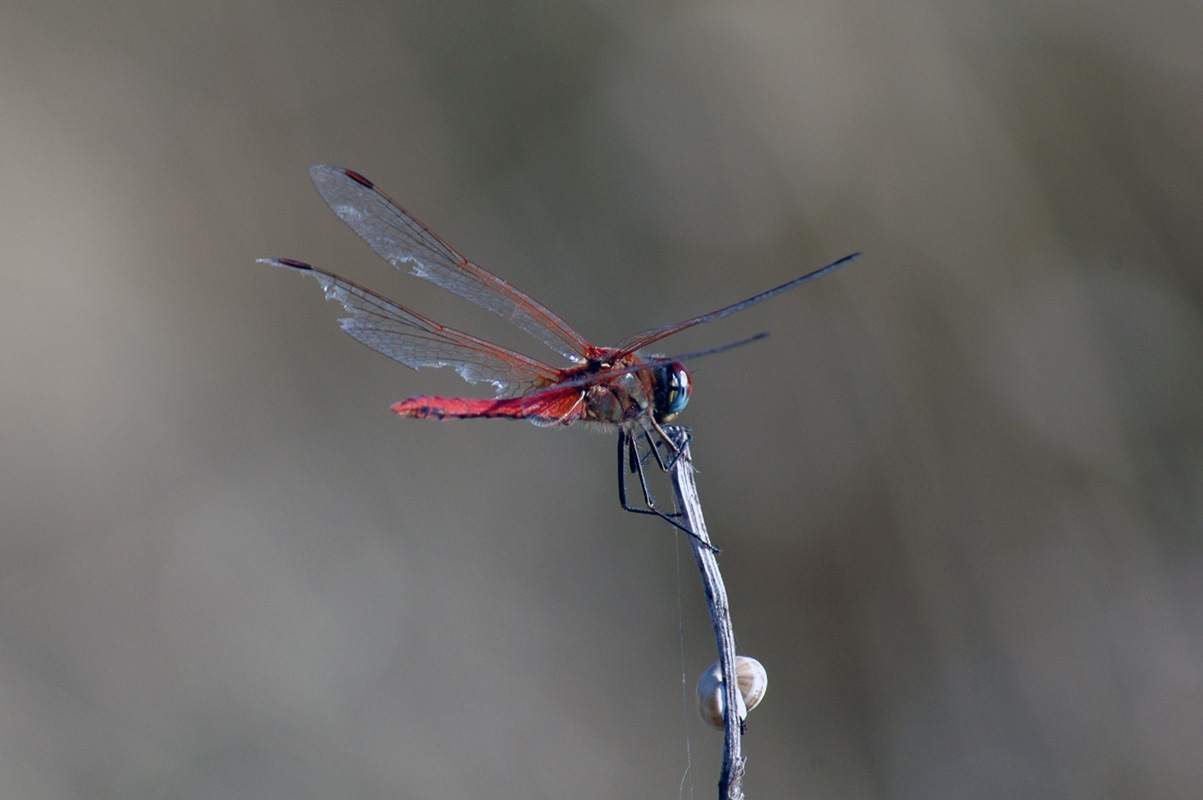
[665,428,746,800]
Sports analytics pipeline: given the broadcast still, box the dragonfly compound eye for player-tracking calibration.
[653,361,691,423]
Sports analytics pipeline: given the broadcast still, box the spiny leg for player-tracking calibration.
[624,424,695,514]
[617,429,686,528]
[631,429,680,518]
[618,428,659,515]
[617,427,717,552]
[648,419,693,471]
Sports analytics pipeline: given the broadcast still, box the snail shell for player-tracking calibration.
[696,655,768,729]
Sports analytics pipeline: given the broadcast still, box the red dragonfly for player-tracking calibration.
[261,166,856,535]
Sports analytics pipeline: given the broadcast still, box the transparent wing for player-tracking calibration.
[261,259,562,397]
[309,165,595,363]
[613,253,860,356]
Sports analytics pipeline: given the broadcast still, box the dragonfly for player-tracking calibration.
[261,166,857,540]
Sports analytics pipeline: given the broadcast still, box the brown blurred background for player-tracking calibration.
[3,2,1201,798]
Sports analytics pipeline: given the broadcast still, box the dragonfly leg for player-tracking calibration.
[618,428,659,514]
[617,428,718,552]
[630,429,679,517]
[646,421,693,472]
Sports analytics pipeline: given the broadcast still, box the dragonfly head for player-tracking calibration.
[652,361,692,423]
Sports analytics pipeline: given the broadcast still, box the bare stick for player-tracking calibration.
[666,429,746,800]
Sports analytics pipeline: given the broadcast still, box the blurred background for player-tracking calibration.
[3,2,1201,798]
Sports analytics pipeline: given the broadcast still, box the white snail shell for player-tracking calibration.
[696,655,768,729]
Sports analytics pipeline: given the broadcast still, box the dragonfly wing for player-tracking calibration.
[309,166,595,363]
[613,253,860,355]
[261,259,561,397]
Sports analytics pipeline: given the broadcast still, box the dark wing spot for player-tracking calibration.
[275,258,313,270]
[343,169,374,189]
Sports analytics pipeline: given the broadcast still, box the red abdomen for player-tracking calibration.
[392,391,585,425]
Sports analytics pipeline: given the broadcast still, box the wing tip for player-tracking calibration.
[258,257,314,272]
[310,163,374,189]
